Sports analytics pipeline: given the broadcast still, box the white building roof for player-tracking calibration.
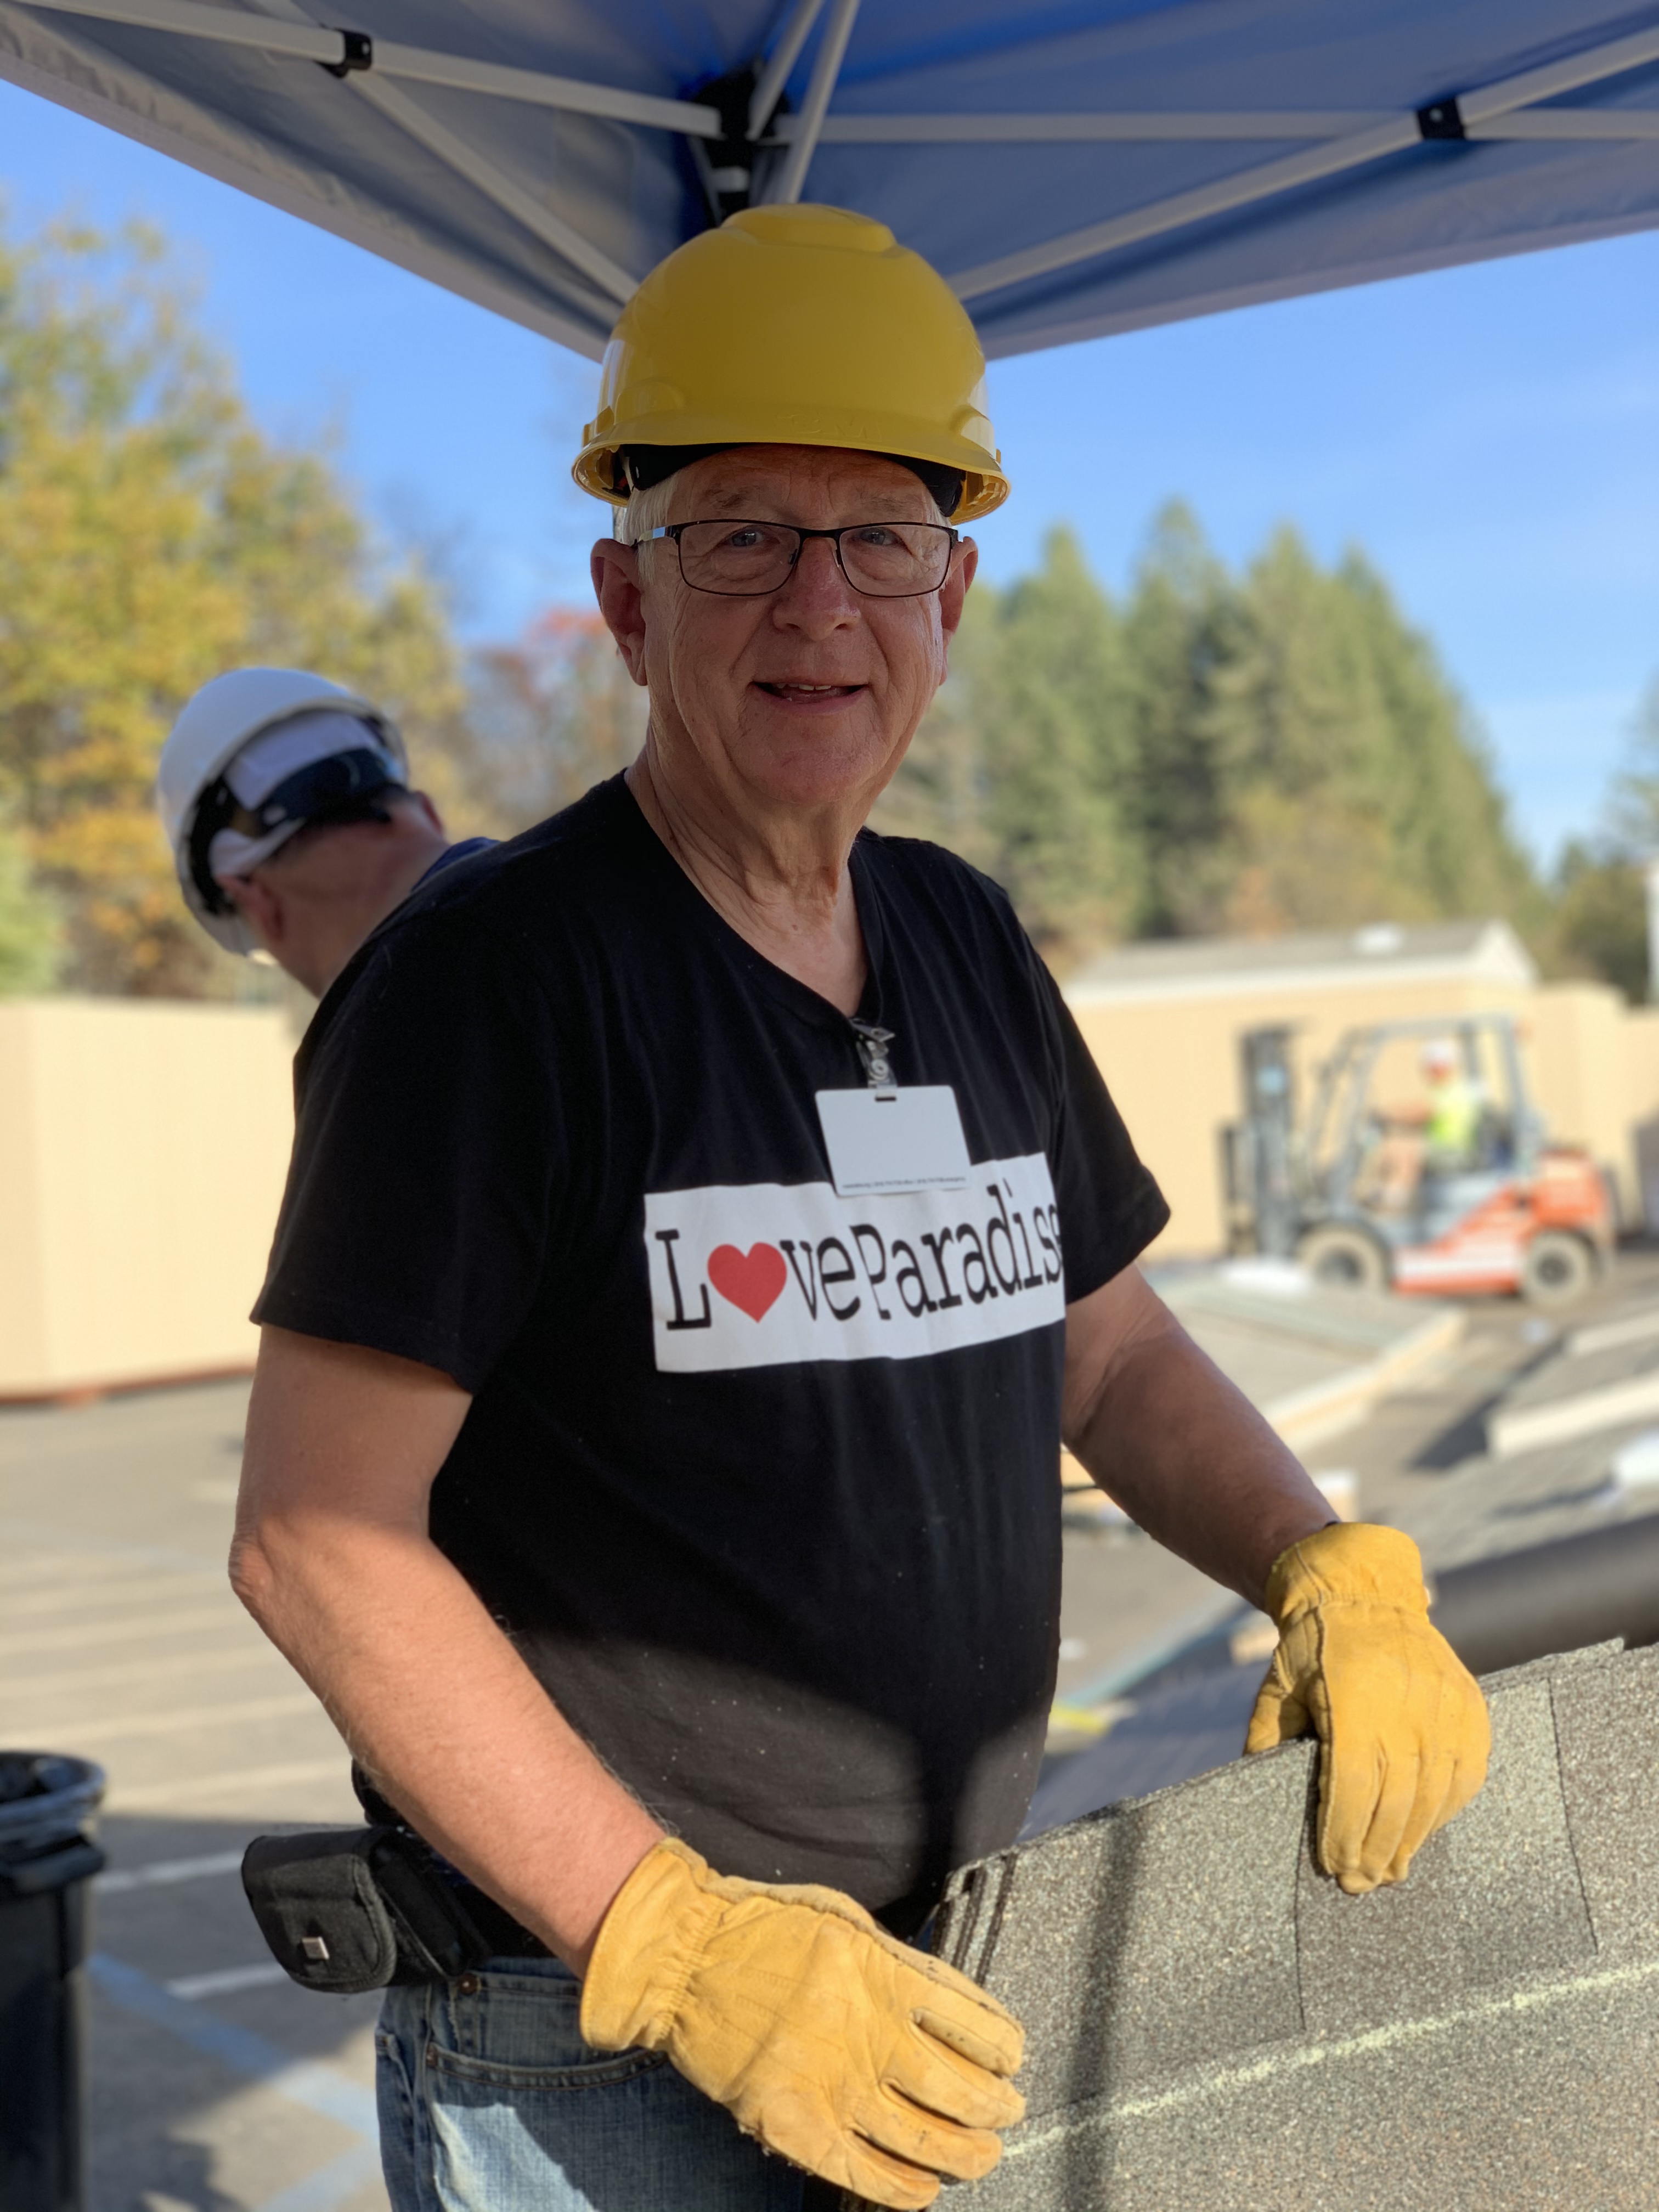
[1065,919,1537,1008]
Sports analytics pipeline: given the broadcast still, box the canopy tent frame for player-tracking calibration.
[951,14,1659,300]
[16,0,1659,307]
[3,0,1657,359]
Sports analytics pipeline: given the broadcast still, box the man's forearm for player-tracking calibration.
[232,1328,662,1972]
[1064,1280,1331,1608]
[233,1515,661,1971]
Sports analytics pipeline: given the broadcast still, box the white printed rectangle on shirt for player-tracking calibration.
[645,1152,1064,1373]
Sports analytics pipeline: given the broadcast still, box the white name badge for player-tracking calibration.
[815,1085,972,1197]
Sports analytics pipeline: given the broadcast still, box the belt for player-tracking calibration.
[350,1764,935,1957]
[352,1762,551,1960]
[452,1875,553,1960]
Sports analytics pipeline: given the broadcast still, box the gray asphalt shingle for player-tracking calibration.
[898,1643,1659,2211]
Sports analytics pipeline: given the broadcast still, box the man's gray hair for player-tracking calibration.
[614,476,677,567]
[612,454,949,572]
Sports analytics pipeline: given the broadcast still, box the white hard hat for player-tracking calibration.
[156,669,407,954]
[1421,1036,1459,1073]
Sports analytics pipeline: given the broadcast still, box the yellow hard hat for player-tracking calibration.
[573,204,1008,523]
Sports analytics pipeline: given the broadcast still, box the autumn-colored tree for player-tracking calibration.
[0,219,466,995]
[0,812,61,992]
[454,607,645,838]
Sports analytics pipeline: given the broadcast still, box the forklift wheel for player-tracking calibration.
[1296,1224,1389,1292]
[1521,1230,1595,1307]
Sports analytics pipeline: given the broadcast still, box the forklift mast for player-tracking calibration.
[1225,1024,1300,1258]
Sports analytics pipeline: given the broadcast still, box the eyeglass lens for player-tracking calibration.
[675,521,952,597]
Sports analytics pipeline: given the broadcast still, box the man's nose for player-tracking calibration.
[771,536,861,633]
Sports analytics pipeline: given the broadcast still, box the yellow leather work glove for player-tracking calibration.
[579,1837,1024,2210]
[1245,1521,1490,1895]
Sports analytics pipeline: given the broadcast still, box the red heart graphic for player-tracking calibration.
[708,1242,788,1323]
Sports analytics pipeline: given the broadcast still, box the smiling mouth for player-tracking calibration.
[756,680,865,699]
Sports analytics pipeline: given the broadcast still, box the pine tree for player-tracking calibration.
[880,503,1541,969]
[876,526,1140,963]
[1119,502,1249,935]
[1540,675,1659,1002]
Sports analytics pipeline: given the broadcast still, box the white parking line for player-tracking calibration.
[8,1643,286,1700]
[13,1692,323,1744]
[0,1551,166,1587]
[0,1603,251,1656]
[167,1961,292,2001]
[90,1950,377,2131]
[98,1850,247,1894]
[112,1757,351,1810]
[2,1569,224,1619]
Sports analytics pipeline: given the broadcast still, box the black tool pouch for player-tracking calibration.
[241,1826,493,1994]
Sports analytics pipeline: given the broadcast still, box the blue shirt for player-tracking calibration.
[416,836,496,885]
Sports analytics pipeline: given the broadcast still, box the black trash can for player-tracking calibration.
[0,1753,106,2212]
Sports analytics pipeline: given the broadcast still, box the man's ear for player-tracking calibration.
[591,539,651,689]
[938,535,978,677]
[939,535,978,641]
[220,872,284,955]
[410,789,446,838]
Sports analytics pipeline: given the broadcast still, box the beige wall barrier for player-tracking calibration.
[0,998,294,1400]
[6,917,1659,1395]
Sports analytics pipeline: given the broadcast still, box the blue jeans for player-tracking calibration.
[376,1954,811,2211]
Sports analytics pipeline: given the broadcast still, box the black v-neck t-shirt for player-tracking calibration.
[257,776,1167,1920]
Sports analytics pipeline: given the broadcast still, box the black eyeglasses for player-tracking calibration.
[647,520,960,599]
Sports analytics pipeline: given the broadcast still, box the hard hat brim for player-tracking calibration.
[574,414,1008,524]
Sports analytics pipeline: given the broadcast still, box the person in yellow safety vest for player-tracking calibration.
[1421,1036,1485,1167]
[155,668,494,996]
[229,207,1490,2212]
[1368,1036,1486,1210]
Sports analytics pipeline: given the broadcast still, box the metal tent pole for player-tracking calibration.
[765,0,860,205]
[747,0,826,139]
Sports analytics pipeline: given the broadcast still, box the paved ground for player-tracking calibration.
[0,1380,386,2212]
[1052,1246,1659,1709]
[7,1245,1659,2211]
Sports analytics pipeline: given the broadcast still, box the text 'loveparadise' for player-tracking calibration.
[644,1155,1065,1373]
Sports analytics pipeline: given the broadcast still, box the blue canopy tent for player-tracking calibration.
[0,0,1655,360]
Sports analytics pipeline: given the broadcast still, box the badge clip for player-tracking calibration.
[849,1019,897,1094]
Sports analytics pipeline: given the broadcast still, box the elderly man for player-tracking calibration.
[156,668,490,994]
[232,206,1488,2212]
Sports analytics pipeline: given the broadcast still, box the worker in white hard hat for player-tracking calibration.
[156,668,492,995]
[228,206,1490,2212]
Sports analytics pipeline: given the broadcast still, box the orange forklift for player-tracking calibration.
[1222,1013,1615,1305]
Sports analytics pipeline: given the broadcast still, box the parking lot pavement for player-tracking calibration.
[0,1378,387,2212]
[1049,1249,1659,1723]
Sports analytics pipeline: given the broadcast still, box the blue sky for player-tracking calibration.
[2,77,1655,869]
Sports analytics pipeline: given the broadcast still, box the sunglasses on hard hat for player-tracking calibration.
[646,520,960,600]
[188,745,404,915]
